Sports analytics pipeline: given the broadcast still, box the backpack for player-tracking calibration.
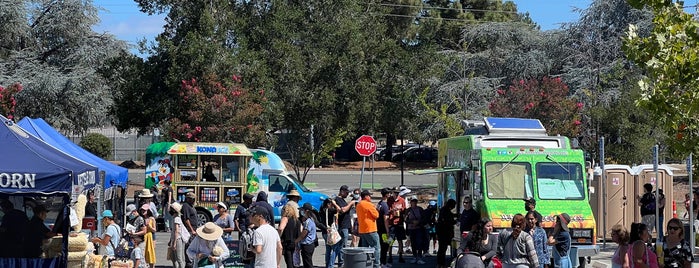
[239,228,256,261]
[643,193,656,211]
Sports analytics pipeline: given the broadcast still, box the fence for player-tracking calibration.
[68,126,156,162]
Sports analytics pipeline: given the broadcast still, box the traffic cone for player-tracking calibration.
[673,200,678,218]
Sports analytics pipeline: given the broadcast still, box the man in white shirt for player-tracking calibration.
[251,206,282,268]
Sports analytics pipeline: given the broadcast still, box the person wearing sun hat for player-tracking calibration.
[547,213,572,268]
[186,222,230,268]
[286,189,302,205]
[91,210,120,257]
[138,189,159,218]
[168,202,189,268]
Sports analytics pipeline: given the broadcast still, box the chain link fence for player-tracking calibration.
[68,126,156,162]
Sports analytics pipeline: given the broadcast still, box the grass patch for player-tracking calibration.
[304,182,318,187]
[361,183,382,189]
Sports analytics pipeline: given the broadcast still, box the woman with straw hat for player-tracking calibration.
[186,222,230,268]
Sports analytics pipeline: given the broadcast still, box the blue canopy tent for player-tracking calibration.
[0,116,98,267]
[17,117,128,189]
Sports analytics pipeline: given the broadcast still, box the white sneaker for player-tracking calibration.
[417,259,426,265]
[409,259,417,264]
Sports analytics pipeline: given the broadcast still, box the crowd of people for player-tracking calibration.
[29,180,690,268]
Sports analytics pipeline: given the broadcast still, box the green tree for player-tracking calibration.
[623,0,699,156]
[489,77,583,137]
[558,0,659,162]
[0,0,127,133]
[79,133,112,159]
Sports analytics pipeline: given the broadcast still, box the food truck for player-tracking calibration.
[145,142,327,223]
[414,117,598,267]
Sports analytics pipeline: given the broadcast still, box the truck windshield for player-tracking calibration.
[287,173,312,192]
[536,162,584,200]
[485,162,533,199]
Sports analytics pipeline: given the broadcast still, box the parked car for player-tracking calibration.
[377,143,420,160]
[391,147,438,162]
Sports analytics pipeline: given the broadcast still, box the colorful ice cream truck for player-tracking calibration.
[145,142,327,223]
[414,117,598,267]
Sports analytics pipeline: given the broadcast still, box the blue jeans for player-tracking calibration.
[552,248,571,268]
[359,232,380,268]
[338,228,349,266]
[324,233,338,268]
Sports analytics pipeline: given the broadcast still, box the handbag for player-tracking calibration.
[293,247,302,267]
[166,247,173,261]
[490,256,502,268]
[325,209,341,246]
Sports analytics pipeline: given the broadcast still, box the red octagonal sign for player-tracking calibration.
[355,135,377,157]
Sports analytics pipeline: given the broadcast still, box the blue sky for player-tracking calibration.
[92,0,698,54]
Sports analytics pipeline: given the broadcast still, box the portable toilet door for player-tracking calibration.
[591,165,635,239]
[632,164,674,234]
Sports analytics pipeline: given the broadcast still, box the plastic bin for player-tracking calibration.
[342,247,375,268]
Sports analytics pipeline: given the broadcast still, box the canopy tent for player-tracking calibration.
[17,117,128,188]
[0,116,98,267]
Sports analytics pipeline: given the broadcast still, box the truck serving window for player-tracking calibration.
[485,162,532,199]
[536,162,584,200]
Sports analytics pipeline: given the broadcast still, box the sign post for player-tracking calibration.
[355,135,377,190]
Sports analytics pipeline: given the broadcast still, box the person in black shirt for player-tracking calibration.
[161,180,174,232]
[638,183,658,235]
[85,190,97,219]
[437,199,457,267]
[253,191,275,226]
[320,197,339,268]
[459,196,480,235]
[181,192,200,235]
[333,185,357,268]
[235,193,254,239]
[377,188,392,267]
[25,205,55,258]
[0,199,29,257]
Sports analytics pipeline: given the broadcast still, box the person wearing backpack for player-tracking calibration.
[91,210,121,257]
[638,183,658,235]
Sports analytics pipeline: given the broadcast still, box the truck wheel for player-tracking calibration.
[196,208,212,224]
[578,256,587,268]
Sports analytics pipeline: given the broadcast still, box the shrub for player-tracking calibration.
[80,133,112,159]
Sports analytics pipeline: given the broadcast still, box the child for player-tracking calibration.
[131,236,147,268]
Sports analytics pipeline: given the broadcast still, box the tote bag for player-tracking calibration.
[325,209,341,246]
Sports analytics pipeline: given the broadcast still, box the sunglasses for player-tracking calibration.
[668,226,681,231]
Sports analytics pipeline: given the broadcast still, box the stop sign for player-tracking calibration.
[355,135,377,157]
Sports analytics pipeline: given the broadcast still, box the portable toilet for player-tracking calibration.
[591,165,635,239]
[631,164,674,234]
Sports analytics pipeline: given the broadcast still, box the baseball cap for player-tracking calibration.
[360,189,372,198]
[186,192,196,199]
[249,206,270,219]
[99,210,114,220]
[340,185,349,191]
[380,188,391,196]
[299,202,315,212]
[523,197,536,204]
[125,204,137,214]
[243,193,254,200]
